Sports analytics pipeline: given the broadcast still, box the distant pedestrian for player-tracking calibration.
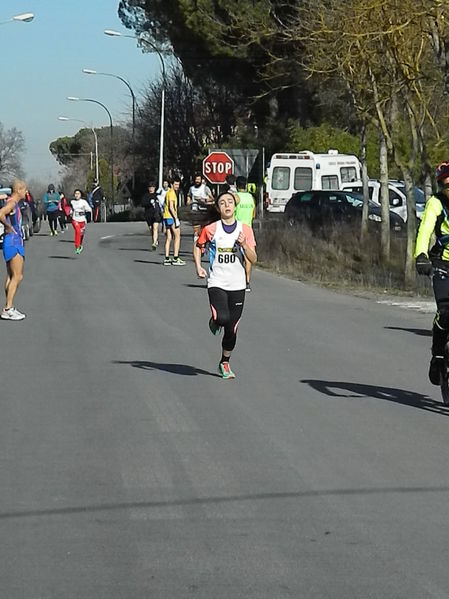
[224,174,237,195]
[157,179,169,234]
[0,179,28,320]
[235,176,256,292]
[43,184,60,236]
[57,191,68,232]
[157,179,169,212]
[142,182,162,250]
[91,181,104,222]
[162,178,185,265]
[59,191,71,222]
[70,189,92,254]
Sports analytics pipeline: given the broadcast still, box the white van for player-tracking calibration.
[341,180,425,222]
[265,150,361,212]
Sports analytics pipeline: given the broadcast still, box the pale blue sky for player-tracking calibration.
[2,0,160,182]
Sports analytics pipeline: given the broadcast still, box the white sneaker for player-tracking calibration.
[1,307,26,321]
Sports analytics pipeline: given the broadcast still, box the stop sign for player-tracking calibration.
[203,151,234,184]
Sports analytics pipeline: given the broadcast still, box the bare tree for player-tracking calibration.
[0,123,25,183]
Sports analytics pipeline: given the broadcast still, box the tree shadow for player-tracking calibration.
[113,360,220,378]
[385,326,432,337]
[48,255,77,260]
[301,379,449,415]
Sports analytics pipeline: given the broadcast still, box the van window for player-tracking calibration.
[294,167,312,190]
[340,167,357,183]
[272,167,290,190]
[322,175,339,190]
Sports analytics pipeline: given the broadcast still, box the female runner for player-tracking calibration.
[193,191,257,379]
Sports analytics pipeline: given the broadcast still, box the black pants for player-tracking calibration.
[208,287,245,352]
[58,211,66,230]
[432,272,449,355]
[47,211,58,233]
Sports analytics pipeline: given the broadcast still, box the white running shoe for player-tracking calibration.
[1,307,26,321]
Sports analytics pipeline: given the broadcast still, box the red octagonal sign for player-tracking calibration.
[203,151,234,184]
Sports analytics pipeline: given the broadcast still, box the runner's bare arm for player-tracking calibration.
[0,199,17,233]
[237,231,257,264]
[193,244,207,277]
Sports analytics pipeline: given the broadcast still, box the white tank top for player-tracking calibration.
[208,220,246,291]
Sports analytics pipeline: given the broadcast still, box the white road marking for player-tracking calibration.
[100,235,114,240]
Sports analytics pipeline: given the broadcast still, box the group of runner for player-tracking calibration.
[1,173,257,379]
[0,180,95,321]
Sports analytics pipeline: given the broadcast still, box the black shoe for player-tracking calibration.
[429,356,445,385]
[245,283,251,292]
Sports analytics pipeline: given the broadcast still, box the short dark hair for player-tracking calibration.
[171,177,181,184]
[236,176,247,190]
[74,188,83,195]
[225,174,236,185]
[194,172,202,180]
[215,190,236,206]
[148,181,156,188]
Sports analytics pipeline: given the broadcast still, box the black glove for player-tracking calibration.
[416,253,432,276]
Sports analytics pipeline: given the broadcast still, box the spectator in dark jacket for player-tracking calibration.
[91,181,104,222]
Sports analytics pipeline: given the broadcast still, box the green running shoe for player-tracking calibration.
[218,362,235,379]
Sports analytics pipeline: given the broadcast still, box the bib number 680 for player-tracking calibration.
[218,253,236,264]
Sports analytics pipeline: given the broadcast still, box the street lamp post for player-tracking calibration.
[58,116,99,182]
[104,29,166,190]
[83,68,136,194]
[67,96,114,206]
[0,12,34,25]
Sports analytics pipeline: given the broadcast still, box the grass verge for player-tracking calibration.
[255,221,432,297]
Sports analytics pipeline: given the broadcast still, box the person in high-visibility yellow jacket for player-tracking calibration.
[415,161,449,384]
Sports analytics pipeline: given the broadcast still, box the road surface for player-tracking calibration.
[0,221,447,598]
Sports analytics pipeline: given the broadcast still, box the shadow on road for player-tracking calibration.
[113,360,219,378]
[118,247,151,252]
[301,379,449,415]
[48,255,77,260]
[134,259,163,265]
[184,283,207,289]
[3,484,449,521]
[56,239,73,243]
[385,326,432,337]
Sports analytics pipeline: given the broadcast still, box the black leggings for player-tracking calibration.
[47,211,58,233]
[432,273,449,354]
[208,287,245,352]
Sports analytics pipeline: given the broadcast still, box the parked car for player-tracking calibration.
[284,190,405,233]
[341,179,425,222]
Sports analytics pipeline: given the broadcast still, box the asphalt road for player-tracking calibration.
[1,221,448,598]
